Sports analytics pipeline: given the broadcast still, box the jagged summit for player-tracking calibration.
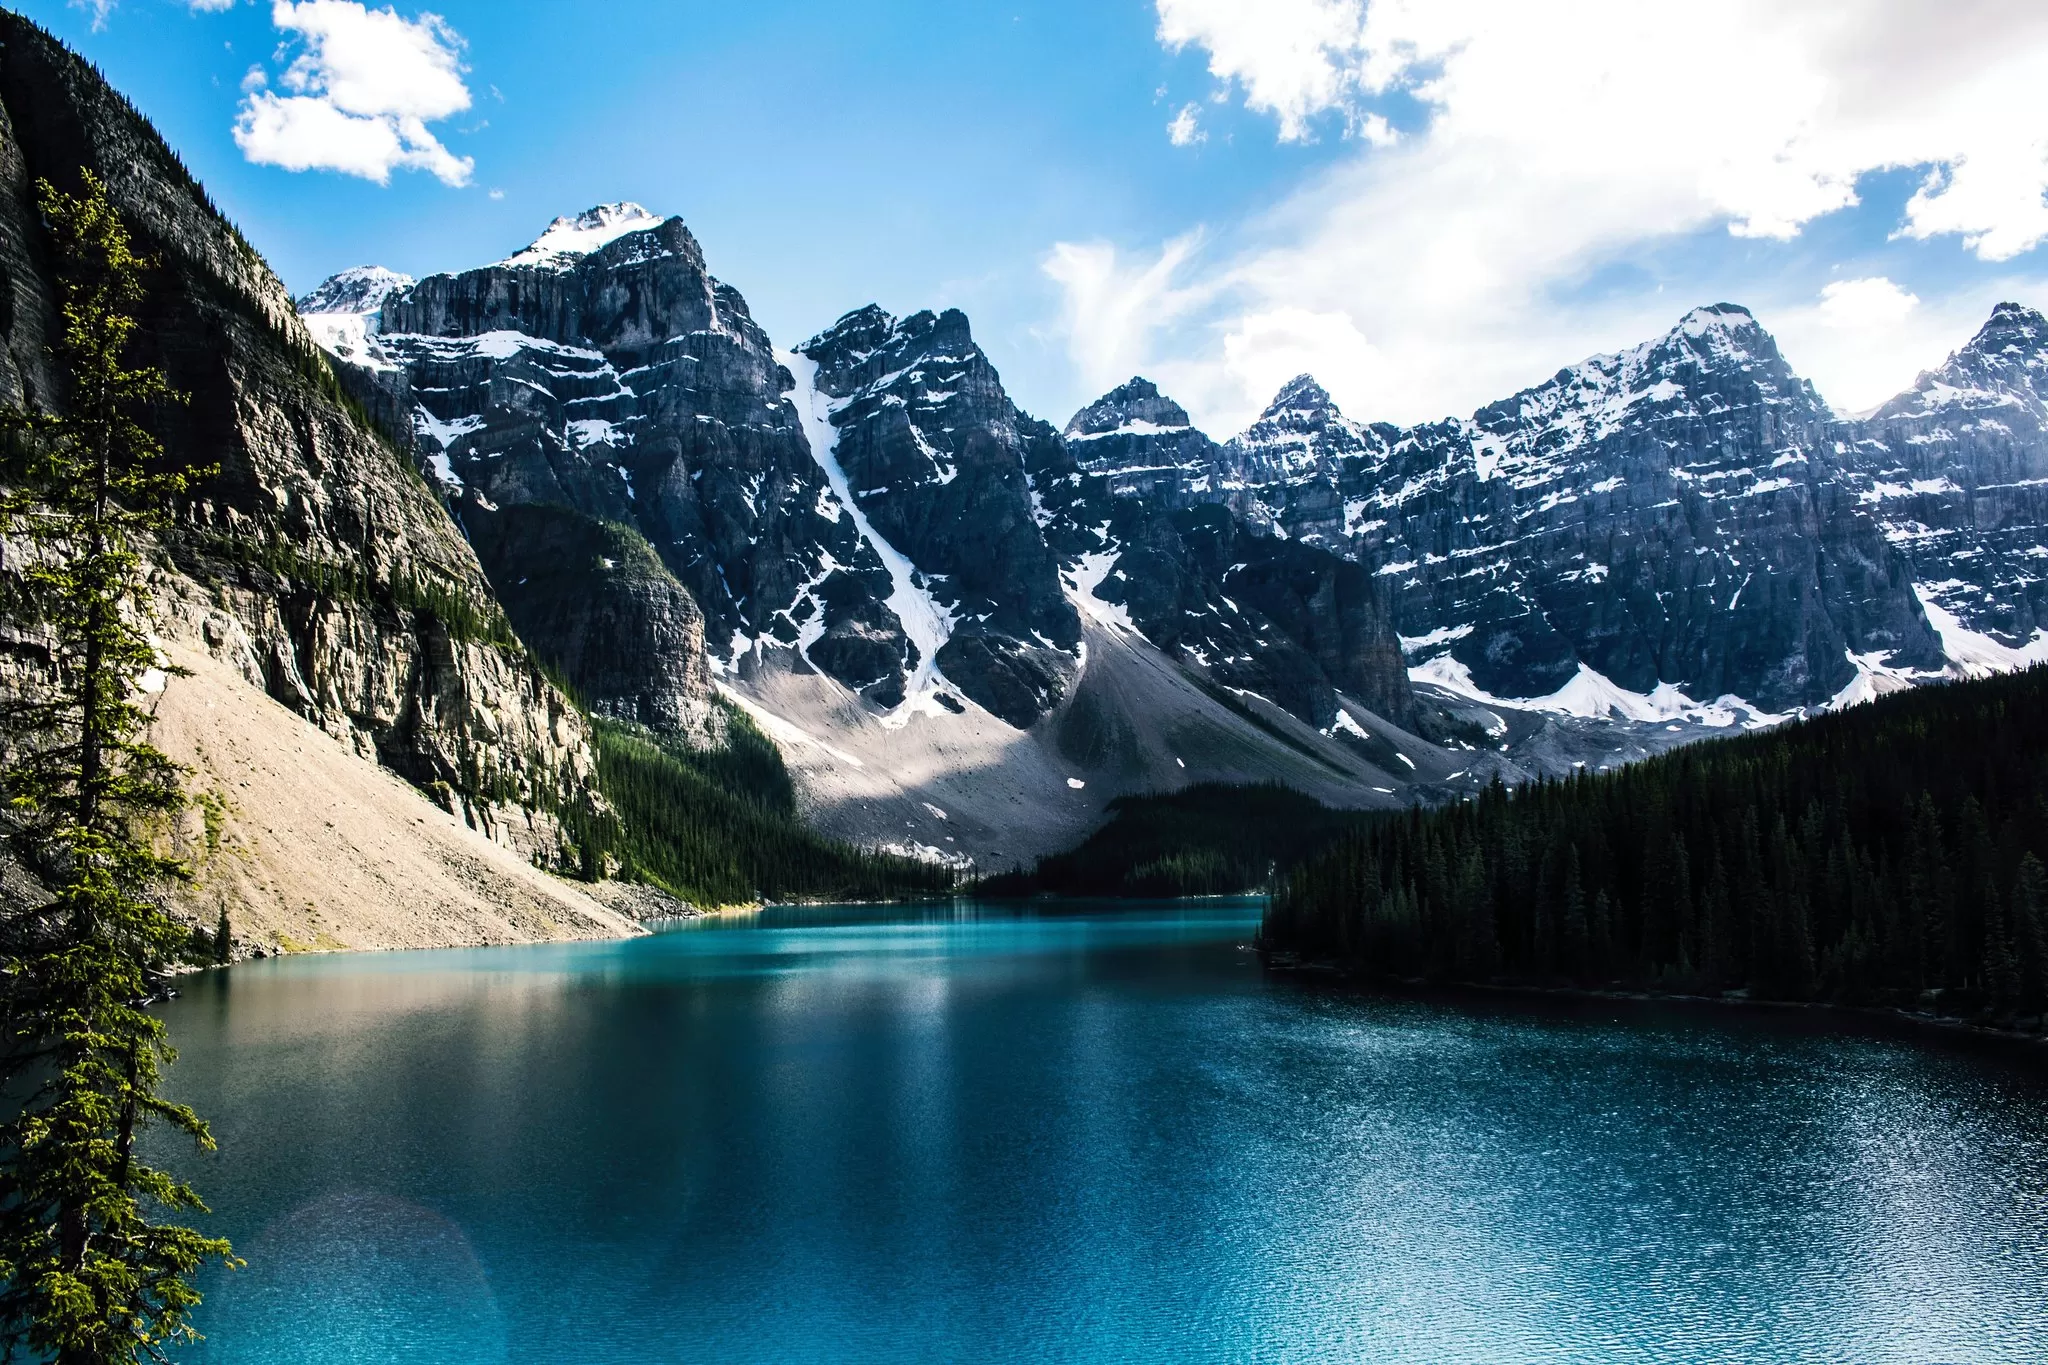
[1065,376,1193,439]
[800,304,980,365]
[498,202,663,270]
[295,265,413,318]
[1956,300,2047,375]
[1677,301,1756,332]
[1876,299,2047,422]
[1262,373,1338,417]
[1224,372,1388,500]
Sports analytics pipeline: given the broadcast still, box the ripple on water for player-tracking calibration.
[155,901,2048,1364]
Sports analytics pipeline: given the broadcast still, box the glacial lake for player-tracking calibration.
[157,898,2048,1363]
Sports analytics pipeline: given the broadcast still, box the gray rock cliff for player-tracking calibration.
[0,13,594,840]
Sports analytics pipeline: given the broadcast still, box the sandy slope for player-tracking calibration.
[725,616,1438,873]
[150,642,641,954]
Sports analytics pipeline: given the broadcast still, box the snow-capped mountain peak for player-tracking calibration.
[1226,372,1388,491]
[1676,301,1757,337]
[295,265,415,370]
[1064,377,1193,439]
[498,203,663,270]
[1875,300,2048,421]
[1262,373,1338,419]
[294,265,413,319]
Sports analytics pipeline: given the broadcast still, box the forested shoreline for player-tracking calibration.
[564,708,958,907]
[1264,668,2048,1025]
[977,783,1365,899]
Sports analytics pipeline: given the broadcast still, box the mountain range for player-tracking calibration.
[292,198,2048,867]
[5,6,2046,917]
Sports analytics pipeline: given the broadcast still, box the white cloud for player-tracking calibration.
[189,0,238,11]
[1059,1,2048,433]
[68,0,115,30]
[1223,308,1386,415]
[233,0,474,187]
[1816,277,1921,330]
[1167,104,1206,147]
[1156,0,1368,142]
[1042,233,1213,398]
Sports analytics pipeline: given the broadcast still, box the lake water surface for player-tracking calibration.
[157,898,2048,1363]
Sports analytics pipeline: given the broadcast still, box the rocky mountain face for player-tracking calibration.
[1078,305,1975,716]
[1063,376,1227,507]
[1844,302,2048,666]
[313,210,1422,741]
[314,206,921,728]
[797,305,1080,727]
[0,13,593,845]
[302,208,1440,870]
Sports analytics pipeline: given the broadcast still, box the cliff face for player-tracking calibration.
[798,305,1081,726]
[333,207,909,717]
[1073,307,1953,715]
[0,13,593,840]
[1845,302,2048,660]
[465,503,712,737]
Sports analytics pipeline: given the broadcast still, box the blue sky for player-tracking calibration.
[20,0,2048,433]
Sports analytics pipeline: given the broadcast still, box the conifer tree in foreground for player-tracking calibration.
[0,173,234,1362]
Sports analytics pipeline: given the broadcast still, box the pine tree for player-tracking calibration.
[1984,894,2021,1016]
[2013,854,2048,1014]
[0,174,235,1362]
[211,903,230,967]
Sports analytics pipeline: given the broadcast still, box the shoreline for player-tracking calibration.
[1261,950,2048,1057]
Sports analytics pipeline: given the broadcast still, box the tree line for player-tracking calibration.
[980,783,1364,899]
[564,716,958,907]
[1266,666,2048,1022]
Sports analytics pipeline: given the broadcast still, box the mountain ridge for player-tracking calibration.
[297,196,2048,869]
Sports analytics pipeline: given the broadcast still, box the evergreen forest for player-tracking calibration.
[1265,667,2048,1022]
[568,710,957,907]
[980,783,1366,899]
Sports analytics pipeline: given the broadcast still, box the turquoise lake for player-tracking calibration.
[155,898,2048,1363]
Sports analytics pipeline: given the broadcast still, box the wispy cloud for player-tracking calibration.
[1166,103,1206,147]
[233,0,474,187]
[67,0,115,30]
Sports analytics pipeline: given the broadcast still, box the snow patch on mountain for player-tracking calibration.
[781,348,958,727]
[1410,654,1781,729]
[1062,540,1137,637]
[296,267,415,373]
[498,203,662,270]
[1916,582,2048,676]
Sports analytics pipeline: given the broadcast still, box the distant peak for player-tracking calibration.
[1671,304,1753,331]
[1065,375,1192,438]
[1264,373,1335,416]
[801,303,899,357]
[498,202,663,269]
[295,265,413,316]
[1970,300,2047,347]
[1676,303,1758,337]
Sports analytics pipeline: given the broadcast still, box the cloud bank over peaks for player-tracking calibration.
[233,0,474,186]
[1069,0,2048,435]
